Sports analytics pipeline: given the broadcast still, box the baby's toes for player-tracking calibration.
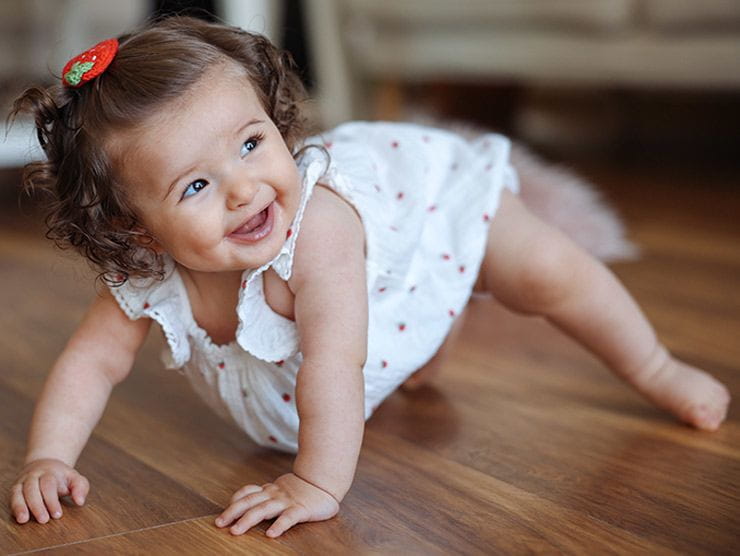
[683,383,730,431]
[685,403,723,431]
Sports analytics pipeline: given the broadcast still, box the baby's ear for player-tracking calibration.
[134,233,164,255]
[121,221,164,254]
[132,229,165,254]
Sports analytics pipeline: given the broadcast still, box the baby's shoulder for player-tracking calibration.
[299,185,364,257]
[289,185,365,286]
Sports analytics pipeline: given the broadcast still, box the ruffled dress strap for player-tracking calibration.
[234,148,328,362]
[109,257,191,368]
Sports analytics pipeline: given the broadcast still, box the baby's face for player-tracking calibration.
[108,63,301,273]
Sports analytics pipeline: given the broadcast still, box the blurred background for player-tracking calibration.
[2,0,740,188]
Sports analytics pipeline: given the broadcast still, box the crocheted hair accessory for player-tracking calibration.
[62,38,119,87]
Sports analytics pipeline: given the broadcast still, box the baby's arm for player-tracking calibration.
[216,186,367,537]
[10,290,150,524]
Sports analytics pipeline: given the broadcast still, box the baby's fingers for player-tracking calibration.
[39,474,63,519]
[22,478,49,524]
[10,484,30,524]
[266,505,309,538]
[229,484,263,504]
[231,500,284,535]
[216,491,270,528]
[68,472,89,506]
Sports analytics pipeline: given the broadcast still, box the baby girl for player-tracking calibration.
[8,16,730,538]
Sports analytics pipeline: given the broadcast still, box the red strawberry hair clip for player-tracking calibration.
[62,38,119,88]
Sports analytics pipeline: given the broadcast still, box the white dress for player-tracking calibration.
[110,121,518,453]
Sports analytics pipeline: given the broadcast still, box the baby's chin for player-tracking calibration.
[211,240,288,273]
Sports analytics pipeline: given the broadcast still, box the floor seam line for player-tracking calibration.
[9,513,220,555]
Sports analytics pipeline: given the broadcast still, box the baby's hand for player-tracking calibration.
[9,458,89,524]
[216,473,340,537]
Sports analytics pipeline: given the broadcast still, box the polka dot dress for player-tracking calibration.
[313,122,518,414]
[110,122,518,454]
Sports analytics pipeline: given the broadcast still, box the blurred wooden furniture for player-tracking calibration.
[304,0,740,126]
[0,0,149,169]
[0,0,285,169]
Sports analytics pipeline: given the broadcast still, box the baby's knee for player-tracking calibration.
[481,190,591,316]
[505,235,582,315]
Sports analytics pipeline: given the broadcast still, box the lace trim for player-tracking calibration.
[237,273,299,361]
[234,155,326,361]
[148,307,189,369]
[170,270,238,357]
[109,265,191,368]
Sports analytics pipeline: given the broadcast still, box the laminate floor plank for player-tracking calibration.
[361,431,676,555]
[0,382,220,555]
[372,376,740,553]
[29,518,296,555]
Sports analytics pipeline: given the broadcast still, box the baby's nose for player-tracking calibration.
[225,175,258,210]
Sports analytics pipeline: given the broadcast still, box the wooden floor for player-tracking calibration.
[1,161,738,554]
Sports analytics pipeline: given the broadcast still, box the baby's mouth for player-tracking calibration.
[238,209,268,233]
[229,202,274,242]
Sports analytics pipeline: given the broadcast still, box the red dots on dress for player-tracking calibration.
[286,228,293,239]
[398,323,406,332]
[374,184,381,193]
[459,265,466,273]
[241,280,247,289]
[441,253,451,260]
[378,287,387,293]
[269,435,277,443]
[427,205,437,212]
[397,192,404,200]
[485,163,493,172]
[275,360,284,367]
[218,361,225,369]
[449,309,456,317]
[324,141,333,149]
[391,140,400,149]
[389,225,399,232]
[381,360,388,368]
[422,135,430,143]
[483,213,490,222]
[143,302,150,310]
[409,285,417,293]
[282,393,291,402]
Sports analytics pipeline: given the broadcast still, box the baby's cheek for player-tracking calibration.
[284,171,303,215]
[191,236,224,261]
[172,231,221,267]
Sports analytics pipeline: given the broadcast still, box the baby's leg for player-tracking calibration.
[402,314,465,390]
[478,190,730,430]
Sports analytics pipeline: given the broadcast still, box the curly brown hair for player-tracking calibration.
[10,16,310,284]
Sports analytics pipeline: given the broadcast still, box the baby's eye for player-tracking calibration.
[240,136,260,157]
[182,179,208,200]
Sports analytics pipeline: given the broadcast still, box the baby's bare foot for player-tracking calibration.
[631,347,730,430]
